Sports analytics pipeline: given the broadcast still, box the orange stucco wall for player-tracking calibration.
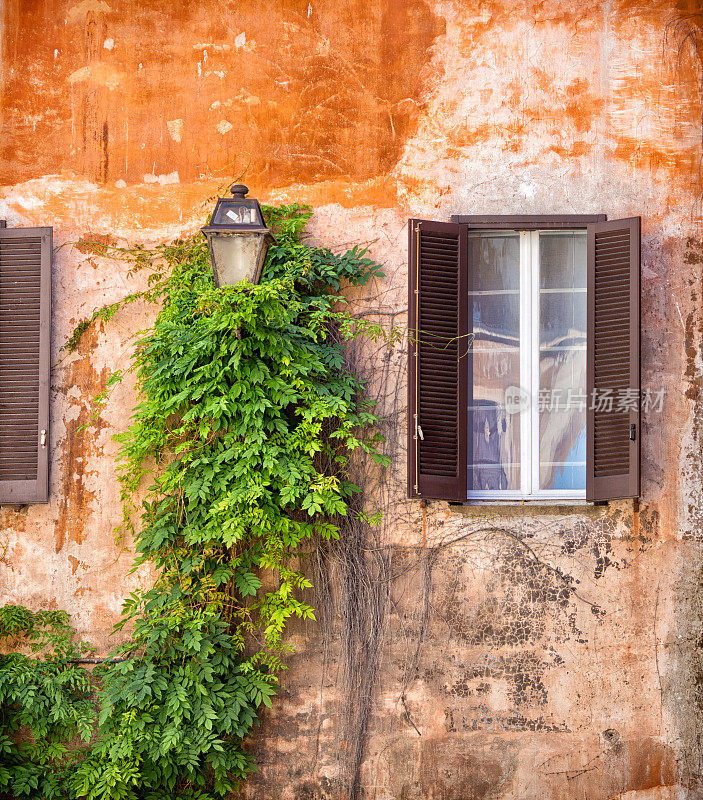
[3,2,703,798]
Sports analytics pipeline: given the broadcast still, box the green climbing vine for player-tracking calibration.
[0,606,94,798]
[0,203,389,799]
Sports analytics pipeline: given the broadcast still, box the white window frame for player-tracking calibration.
[467,229,587,502]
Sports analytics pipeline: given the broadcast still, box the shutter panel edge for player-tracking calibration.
[586,217,640,501]
[0,226,51,505]
[408,219,468,502]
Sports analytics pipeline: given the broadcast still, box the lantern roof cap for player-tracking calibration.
[201,185,274,238]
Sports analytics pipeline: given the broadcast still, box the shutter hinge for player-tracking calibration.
[629,423,637,441]
[41,429,46,448]
[413,415,424,441]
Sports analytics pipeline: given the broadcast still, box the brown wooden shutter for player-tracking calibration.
[0,225,52,504]
[586,217,640,501]
[408,219,468,501]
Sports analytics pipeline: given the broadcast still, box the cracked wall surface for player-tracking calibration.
[2,1,703,798]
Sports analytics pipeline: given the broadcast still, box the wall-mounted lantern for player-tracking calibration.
[201,184,274,287]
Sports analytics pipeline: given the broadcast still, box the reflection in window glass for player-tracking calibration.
[540,233,586,290]
[468,234,520,491]
[538,232,586,491]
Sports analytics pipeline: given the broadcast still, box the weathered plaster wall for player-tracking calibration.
[2,1,703,798]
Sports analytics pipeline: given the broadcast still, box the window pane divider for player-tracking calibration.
[540,287,587,294]
[468,289,520,295]
[529,231,541,497]
[519,231,533,497]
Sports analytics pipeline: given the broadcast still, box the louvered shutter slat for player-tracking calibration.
[408,220,468,500]
[0,226,51,504]
[586,217,640,500]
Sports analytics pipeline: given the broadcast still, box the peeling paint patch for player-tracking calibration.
[69,63,122,90]
[55,327,109,553]
[66,0,112,24]
[142,172,179,185]
[67,555,87,575]
[166,119,184,143]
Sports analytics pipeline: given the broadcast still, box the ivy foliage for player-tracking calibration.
[0,606,94,799]
[0,204,388,799]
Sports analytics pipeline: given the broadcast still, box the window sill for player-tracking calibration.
[457,499,592,507]
[446,498,612,517]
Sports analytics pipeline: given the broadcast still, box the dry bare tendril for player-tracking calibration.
[305,229,608,797]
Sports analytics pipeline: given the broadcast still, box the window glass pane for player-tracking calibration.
[468,233,520,491]
[472,295,520,343]
[538,232,586,491]
[539,350,586,489]
[540,231,586,289]
[468,234,520,292]
[539,292,586,348]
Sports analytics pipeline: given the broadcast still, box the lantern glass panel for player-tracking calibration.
[208,232,268,286]
[212,201,262,226]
